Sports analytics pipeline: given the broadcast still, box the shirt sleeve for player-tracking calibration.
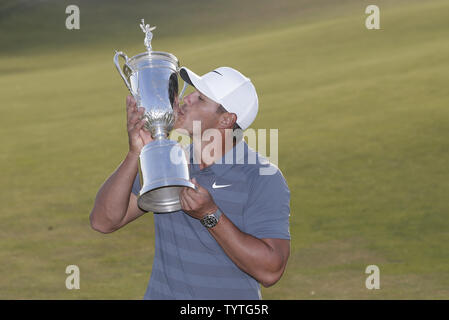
[243,167,291,240]
[131,172,141,196]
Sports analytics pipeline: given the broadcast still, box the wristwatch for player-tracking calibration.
[200,208,222,229]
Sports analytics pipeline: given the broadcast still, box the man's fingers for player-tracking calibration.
[126,95,137,117]
[180,196,190,211]
[139,128,153,145]
[130,119,146,133]
[127,105,137,127]
[180,189,191,211]
[183,188,196,204]
[128,108,145,131]
[127,117,138,131]
[129,107,144,122]
[181,187,196,210]
[129,111,141,126]
[127,95,136,108]
[185,186,199,198]
[190,178,204,193]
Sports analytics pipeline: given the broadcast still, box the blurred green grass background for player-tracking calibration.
[0,0,448,299]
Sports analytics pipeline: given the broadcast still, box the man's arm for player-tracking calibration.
[209,213,290,287]
[89,152,145,233]
[180,178,290,287]
[89,96,152,233]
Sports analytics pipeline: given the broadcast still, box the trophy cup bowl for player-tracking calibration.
[113,20,194,213]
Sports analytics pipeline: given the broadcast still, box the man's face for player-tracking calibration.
[174,89,221,136]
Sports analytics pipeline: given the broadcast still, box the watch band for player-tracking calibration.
[213,208,222,220]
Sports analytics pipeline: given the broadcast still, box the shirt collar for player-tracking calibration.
[189,140,248,177]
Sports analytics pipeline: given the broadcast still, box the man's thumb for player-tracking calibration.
[191,178,200,190]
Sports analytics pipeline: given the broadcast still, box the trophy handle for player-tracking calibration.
[114,51,132,92]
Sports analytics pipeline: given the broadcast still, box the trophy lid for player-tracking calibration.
[125,51,179,74]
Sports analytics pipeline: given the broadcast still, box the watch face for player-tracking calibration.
[201,214,218,228]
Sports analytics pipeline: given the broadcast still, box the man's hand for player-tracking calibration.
[180,179,290,288]
[180,178,218,219]
[127,95,153,156]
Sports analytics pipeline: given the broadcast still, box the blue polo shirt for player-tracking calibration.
[131,140,290,300]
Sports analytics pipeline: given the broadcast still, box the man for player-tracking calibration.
[90,66,291,299]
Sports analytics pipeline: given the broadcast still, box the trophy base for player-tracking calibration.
[138,182,195,213]
[137,139,195,213]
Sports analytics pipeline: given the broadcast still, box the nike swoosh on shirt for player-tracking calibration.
[212,182,231,189]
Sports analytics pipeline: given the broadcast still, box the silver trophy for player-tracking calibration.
[114,19,194,213]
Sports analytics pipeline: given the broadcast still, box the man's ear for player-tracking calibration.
[219,112,237,129]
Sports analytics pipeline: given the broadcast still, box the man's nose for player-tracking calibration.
[183,92,194,105]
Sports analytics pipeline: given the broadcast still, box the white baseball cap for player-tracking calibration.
[179,66,259,130]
